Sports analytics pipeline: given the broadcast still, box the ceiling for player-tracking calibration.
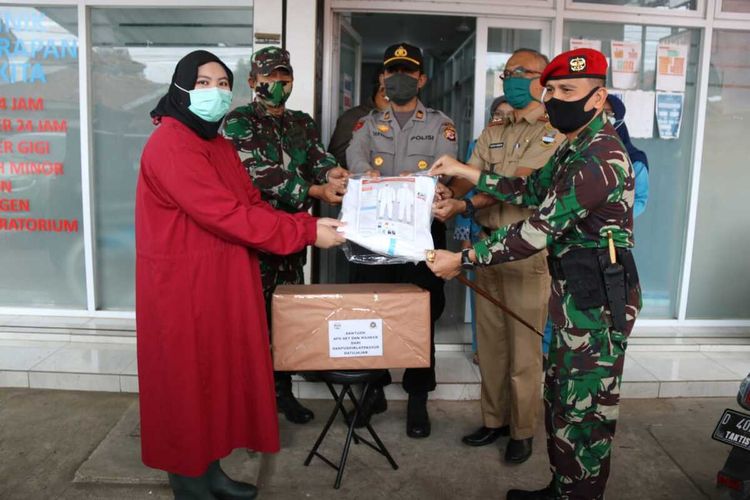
[350,13,475,63]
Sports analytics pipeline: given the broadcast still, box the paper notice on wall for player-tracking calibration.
[620,90,655,139]
[570,38,602,51]
[656,43,689,92]
[656,92,684,139]
[329,319,383,358]
[611,40,641,90]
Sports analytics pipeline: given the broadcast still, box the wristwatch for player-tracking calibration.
[462,198,475,219]
[461,248,475,270]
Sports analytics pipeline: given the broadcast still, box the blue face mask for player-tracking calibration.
[175,83,233,122]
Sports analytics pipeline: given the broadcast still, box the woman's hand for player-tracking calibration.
[429,155,481,185]
[314,218,346,248]
[425,249,462,280]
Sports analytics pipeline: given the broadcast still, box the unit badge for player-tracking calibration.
[569,56,586,72]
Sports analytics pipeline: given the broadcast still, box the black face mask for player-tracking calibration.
[545,87,601,134]
[384,73,419,105]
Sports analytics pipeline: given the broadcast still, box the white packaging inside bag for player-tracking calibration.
[339,175,436,264]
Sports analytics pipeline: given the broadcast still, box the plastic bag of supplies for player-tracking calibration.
[339,174,436,265]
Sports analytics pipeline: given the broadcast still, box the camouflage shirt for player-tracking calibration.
[473,112,634,265]
[222,101,338,213]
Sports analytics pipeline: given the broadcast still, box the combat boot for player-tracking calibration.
[351,384,387,428]
[406,391,430,438]
[506,480,555,500]
[275,376,314,424]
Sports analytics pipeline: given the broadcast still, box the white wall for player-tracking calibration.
[285,0,318,116]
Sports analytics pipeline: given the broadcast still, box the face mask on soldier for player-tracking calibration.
[544,87,601,134]
[254,80,293,107]
[384,73,419,105]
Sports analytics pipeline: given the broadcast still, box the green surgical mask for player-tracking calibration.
[175,83,233,122]
[502,77,534,110]
[255,80,293,107]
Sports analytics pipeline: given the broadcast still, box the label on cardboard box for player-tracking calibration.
[328,319,383,358]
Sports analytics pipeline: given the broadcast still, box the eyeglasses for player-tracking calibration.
[499,67,541,80]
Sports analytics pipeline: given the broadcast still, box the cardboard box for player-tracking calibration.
[271,283,430,371]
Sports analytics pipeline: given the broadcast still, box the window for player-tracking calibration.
[0,5,85,308]
[570,0,698,10]
[90,7,253,310]
[687,29,750,319]
[721,0,750,13]
[564,22,701,318]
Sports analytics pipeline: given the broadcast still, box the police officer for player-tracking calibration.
[426,49,641,500]
[222,46,348,425]
[346,42,457,438]
[432,48,563,464]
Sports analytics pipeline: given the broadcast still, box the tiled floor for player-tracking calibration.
[0,336,747,399]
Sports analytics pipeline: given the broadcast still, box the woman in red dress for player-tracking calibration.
[135,50,344,499]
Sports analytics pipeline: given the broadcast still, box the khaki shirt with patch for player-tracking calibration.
[468,105,564,230]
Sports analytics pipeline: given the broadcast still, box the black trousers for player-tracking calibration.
[348,221,446,394]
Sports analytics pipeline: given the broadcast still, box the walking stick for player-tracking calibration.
[456,274,544,338]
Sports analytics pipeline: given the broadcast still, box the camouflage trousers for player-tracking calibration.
[260,250,306,298]
[544,278,641,500]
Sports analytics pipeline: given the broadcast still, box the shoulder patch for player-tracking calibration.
[353,120,365,132]
[443,122,456,142]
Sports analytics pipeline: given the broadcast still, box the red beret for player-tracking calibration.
[540,48,608,86]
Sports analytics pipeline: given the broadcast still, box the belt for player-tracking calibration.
[547,247,639,286]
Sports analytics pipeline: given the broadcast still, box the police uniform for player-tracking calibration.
[471,50,642,500]
[346,100,457,176]
[468,104,563,443]
[344,43,458,436]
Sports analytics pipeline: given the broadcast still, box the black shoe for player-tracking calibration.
[168,472,217,500]
[352,385,387,428]
[504,437,533,464]
[206,461,258,500]
[276,387,314,424]
[461,425,510,447]
[406,392,430,438]
[506,481,555,500]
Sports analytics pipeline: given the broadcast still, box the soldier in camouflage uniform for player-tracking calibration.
[426,49,641,500]
[222,46,348,425]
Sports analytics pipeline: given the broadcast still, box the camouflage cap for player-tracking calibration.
[250,46,293,76]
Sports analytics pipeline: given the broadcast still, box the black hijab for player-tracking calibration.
[606,94,649,171]
[150,50,234,140]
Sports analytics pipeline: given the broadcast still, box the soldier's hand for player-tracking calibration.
[429,156,480,185]
[327,166,349,182]
[425,249,462,280]
[432,198,466,223]
[310,183,346,205]
[314,218,346,249]
[434,182,454,201]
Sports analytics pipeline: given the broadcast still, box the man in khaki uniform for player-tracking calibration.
[433,48,563,463]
